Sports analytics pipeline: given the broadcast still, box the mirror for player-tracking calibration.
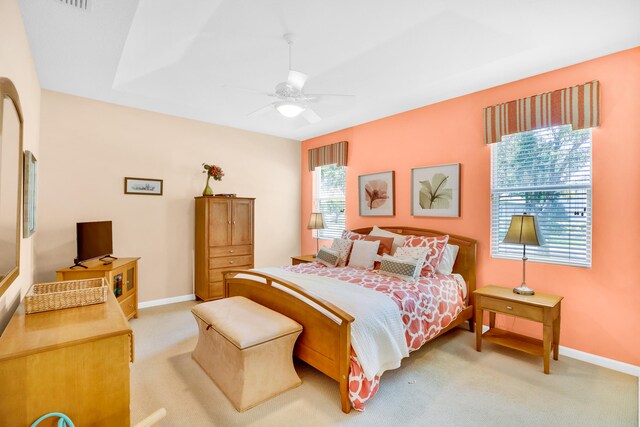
[0,78,23,297]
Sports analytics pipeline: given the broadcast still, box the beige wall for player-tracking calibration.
[36,90,300,303]
[0,0,41,331]
[0,0,41,332]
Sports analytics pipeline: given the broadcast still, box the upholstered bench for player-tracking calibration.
[191,296,303,412]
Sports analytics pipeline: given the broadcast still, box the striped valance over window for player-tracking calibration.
[483,80,600,144]
[308,141,348,171]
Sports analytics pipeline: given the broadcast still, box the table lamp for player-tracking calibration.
[307,212,325,255]
[503,214,544,295]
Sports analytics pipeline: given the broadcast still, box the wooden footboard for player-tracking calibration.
[223,226,477,413]
[223,270,354,413]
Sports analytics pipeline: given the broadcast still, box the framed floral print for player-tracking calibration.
[358,171,395,217]
[411,163,460,217]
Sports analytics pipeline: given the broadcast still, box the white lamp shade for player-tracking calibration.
[307,212,325,230]
[276,102,305,118]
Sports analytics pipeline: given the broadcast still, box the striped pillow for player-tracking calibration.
[378,254,421,280]
[315,247,340,267]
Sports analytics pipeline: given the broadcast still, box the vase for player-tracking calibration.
[202,175,214,196]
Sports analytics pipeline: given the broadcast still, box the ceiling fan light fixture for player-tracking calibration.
[276,102,305,118]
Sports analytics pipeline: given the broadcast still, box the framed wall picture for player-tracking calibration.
[23,150,37,238]
[411,163,460,217]
[358,171,395,216]
[124,177,163,196]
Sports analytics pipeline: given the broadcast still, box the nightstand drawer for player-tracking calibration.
[481,297,544,322]
[291,255,316,265]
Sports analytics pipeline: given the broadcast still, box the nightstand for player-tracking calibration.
[474,285,562,374]
[290,255,316,265]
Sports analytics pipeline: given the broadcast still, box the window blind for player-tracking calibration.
[315,164,346,239]
[491,125,592,267]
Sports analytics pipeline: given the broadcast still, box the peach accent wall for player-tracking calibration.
[0,0,41,332]
[301,47,640,366]
[37,90,300,303]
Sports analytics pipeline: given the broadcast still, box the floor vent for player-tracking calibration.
[56,0,90,11]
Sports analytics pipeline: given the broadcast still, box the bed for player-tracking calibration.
[222,226,477,413]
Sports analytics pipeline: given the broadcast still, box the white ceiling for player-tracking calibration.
[19,0,640,141]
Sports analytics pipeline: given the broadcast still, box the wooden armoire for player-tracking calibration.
[194,196,255,300]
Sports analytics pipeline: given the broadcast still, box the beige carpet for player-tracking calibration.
[130,301,638,426]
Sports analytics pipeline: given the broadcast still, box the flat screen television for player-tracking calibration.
[75,221,113,263]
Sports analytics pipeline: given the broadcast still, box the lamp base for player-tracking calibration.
[513,285,535,295]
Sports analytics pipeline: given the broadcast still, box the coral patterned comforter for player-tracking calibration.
[283,262,467,411]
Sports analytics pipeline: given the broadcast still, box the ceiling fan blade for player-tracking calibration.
[302,108,321,123]
[305,93,355,102]
[223,84,276,97]
[287,70,308,91]
[247,103,275,117]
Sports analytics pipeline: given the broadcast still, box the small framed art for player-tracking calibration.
[358,171,395,216]
[411,163,460,217]
[124,177,163,196]
[23,150,37,237]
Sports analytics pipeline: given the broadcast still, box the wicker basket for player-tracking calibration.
[25,278,109,314]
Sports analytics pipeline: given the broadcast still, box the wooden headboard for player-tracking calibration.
[351,226,477,299]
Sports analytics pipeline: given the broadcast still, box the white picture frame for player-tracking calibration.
[23,150,37,237]
[358,171,395,217]
[411,163,460,217]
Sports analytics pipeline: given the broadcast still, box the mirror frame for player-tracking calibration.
[0,77,24,298]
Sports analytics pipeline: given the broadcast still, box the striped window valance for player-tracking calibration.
[308,141,348,171]
[483,80,600,144]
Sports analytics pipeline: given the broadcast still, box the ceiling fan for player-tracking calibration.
[229,34,354,123]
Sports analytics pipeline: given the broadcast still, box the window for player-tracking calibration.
[491,125,591,267]
[314,164,346,239]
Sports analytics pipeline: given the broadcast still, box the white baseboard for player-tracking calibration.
[480,325,639,377]
[559,346,640,377]
[138,294,195,309]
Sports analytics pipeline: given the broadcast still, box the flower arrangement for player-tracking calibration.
[203,163,224,181]
[202,163,224,196]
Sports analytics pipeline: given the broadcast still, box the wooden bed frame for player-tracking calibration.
[223,226,477,413]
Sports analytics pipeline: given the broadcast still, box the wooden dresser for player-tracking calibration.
[0,292,132,425]
[56,257,140,320]
[195,196,255,300]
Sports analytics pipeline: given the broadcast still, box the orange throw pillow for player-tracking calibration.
[364,235,394,256]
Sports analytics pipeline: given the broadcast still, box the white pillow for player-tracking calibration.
[378,254,421,281]
[315,247,340,268]
[330,238,354,267]
[347,240,380,269]
[369,226,407,255]
[394,246,429,272]
[436,244,460,275]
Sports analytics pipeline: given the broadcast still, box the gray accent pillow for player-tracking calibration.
[378,254,420,280]
[316,247,340,267]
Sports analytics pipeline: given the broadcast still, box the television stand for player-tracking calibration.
[56,257,140,320]
[69,259,88,269]
[100,255,118,261]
